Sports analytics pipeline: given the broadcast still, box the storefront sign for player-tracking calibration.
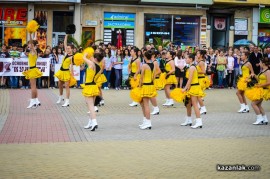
[0,8,27,26]
[104,21,134,29]
[85,20,98,26]
[0,58,50,76]
[260,8,270,24]
[104,13,135,21]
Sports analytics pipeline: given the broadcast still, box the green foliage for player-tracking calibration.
[67,32,103,49]
[154,37,170,49]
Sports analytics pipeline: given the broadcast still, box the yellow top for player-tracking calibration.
[165,60,174,74]
[196,61,205,78]
[131,58,138,73]
[85,68,96,84]
[242,65,250,77]
[61,55,72,70]
[187,66,199,85]
[143,67,153,84]
[259,73,267,85]
[28,53,37,67]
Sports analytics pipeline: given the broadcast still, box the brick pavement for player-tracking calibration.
[0,88,269,178]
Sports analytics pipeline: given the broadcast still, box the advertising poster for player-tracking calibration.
[0,58,50,76]
[144,14,171,44]
[173,16,200,46]
[4,27,27,46]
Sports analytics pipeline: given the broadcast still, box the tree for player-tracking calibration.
[67,32,103,49]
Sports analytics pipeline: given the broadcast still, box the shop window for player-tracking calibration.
[4,27,26,46]
[144,14,171,45]
[35,11,48,52]
[103,12,135,47]
[173,16,200,46]
[53,11,73,32]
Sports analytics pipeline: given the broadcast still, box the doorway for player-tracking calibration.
[52,32,66,47]
[82,27,95,46]
[211,16,229,49]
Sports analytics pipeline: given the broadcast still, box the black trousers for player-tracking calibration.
[226,70,234,87]
[50,70,55,87]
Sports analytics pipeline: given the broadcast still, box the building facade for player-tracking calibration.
[0,0,270,50]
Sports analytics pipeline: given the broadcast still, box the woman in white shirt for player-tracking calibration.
[226,50,234,89]
[174,50,186,88]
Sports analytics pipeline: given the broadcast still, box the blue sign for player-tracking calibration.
[104,12,135,21]
[104,21,135,29]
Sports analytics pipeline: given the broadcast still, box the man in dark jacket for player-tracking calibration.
[249,46,262,75]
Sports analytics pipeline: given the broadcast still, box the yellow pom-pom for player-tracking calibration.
[83,47,95,59]
[26,20,39,33]
[245,87,264,101]
[130,87,142,103]
[170,88,186,103]
[69,76,77,87]
[73,53,84,66]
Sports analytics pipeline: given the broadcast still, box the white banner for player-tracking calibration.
[0,58,50,76]
[54,64,80,82]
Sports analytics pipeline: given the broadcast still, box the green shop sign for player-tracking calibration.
[260,8,270,23]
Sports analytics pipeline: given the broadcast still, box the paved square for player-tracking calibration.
[0,88,269,178]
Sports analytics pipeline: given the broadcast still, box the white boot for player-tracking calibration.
[200,106,207,115]
[162,99,169,106]
[90,119,98,131]
[244,105,250,113]
[56,95,63,104]
[62,99,69,107]
[139,117,146,127]
[27,99,37,109]
[150,106,160,115]
[191,118,203,129]
[129,101,138,107]
[253,115,264,125]
[164,99,174,106]
[262,115,268,125]
[84,119,92,129]
[237,104,246,113]
[35,98,41,106]
[140,119,152,130]
[181,116,192,126]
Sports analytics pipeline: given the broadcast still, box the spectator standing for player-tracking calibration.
[9,43,21,88]
[216,50,227,88]
[113,49,123,90]
[226,50,234,89]
[103,48,113,89]
[0,44,10,88]
[174,50,186,88]
[249,46,262,75]
[20,46,30,89]
[50,47,58,89]
[233,48,241,88]
[122,49,131,89]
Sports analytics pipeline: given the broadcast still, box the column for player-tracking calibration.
[74,3,81,44]
[252,8,259,45]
